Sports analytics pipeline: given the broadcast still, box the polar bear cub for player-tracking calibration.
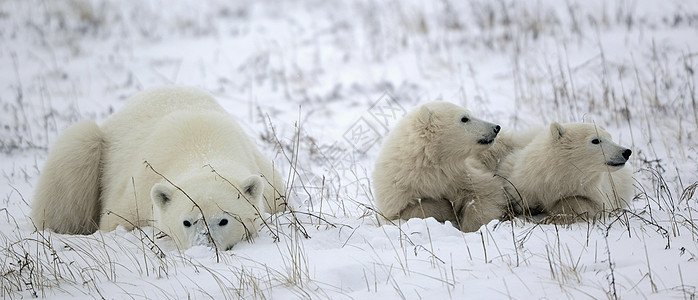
[498,123,634,222]
[31,86,286,250]
[372,101,507,232]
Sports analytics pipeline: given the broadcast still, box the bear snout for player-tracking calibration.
[606,152,630,167]
[476,125,501,145]
[622,149,632,160]
[194,230,214,248]
[477,134,497,145]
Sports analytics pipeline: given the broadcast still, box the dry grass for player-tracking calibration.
[0,0,696,299]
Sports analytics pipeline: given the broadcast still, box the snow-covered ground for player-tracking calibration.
[1,0,697,298]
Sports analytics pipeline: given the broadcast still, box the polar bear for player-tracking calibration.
[372,101,507,232]
[31,86,286,250]
[496,122,634,222]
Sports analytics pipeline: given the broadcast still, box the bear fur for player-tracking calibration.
[30,121,104,235]
[495,123,634,222]
[476,127,539,173]
[372,101,508,232]
[31,86,286,250]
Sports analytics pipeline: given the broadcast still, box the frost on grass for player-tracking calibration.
[0,0,697,299]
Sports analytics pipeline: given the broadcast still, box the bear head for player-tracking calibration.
[150,172,264,250]
[549,122,632,173]
[416,101,501,161]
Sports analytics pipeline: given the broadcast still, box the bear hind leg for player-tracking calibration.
[30,121,104,234]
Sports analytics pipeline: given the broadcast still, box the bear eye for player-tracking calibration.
[591,138,600,144]
[218,219,228,226]
[183,220,192,227]
[460,116,469,123]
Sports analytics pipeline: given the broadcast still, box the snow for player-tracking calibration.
[1,0,697,298]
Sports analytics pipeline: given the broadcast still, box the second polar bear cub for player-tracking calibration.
[373,101,507,232]
[31,87,286,250]
[499,122,633,221]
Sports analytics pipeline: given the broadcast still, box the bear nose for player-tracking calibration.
[622,149,632,160]
[493,125,501,134]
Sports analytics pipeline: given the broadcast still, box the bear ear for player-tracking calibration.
[151,183,174,209]
[550,122,565,141]
[417,106,434,132]
[242,175,264,200]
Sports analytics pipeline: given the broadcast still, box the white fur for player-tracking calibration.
[31,121,103,234]
[477,127,539,173]
[372,101,507,232]
[31,86,286,250]
[498,123,634,221]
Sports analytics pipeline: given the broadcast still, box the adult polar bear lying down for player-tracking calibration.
[31,86,286,250]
